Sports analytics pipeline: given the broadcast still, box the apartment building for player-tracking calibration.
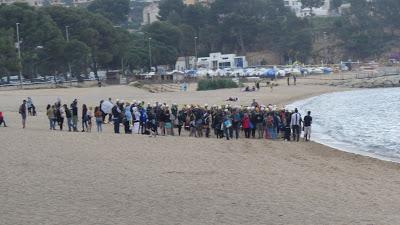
[0,0,42,6]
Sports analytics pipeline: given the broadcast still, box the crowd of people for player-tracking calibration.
[25,97,313,142]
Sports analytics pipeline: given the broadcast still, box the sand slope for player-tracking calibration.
[1,81,400,225]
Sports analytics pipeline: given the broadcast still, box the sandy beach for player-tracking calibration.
[1,78,400,225]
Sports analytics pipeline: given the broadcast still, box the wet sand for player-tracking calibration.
[1,79,400,225]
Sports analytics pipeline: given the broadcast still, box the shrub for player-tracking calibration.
[197,79,239,91]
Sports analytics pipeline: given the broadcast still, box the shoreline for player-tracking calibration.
[288,87,400,165]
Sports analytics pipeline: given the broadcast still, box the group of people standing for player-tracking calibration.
[97,98,313,141]
[45,99,92,132]
[13,97,313,142]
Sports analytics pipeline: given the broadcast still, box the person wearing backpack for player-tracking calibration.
[265,113,276,139]
[139,108,148,134]
[64,104,73,132]
[58,105,65,131]
[232,109,241,139]
[111,103,122,134]
[177,110,185,136]
[203,111,211,138]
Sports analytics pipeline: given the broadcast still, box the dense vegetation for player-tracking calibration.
[197,79,239,91]
[0,0,400,79]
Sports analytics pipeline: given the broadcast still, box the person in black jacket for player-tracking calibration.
[112,103,122,134]
[64,104,73,132]
[71,99,78,132]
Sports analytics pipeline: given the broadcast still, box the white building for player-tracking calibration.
[197,52,248,70]
[141,1,160,26]
[71,0,93,7]
[0,0,42,6]
[175,56,197,71]
[284,0,330,17]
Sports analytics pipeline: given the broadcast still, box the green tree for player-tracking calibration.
[0,3,66,78]
[373,0,400,37]
[43,6,121,76]
[182,4,208,33]
[301,0,324,16]
[64,40,90,77]
[158,0,185,21]
[0,29,19,78]
[330,0,343,11]
[87,0,130,25]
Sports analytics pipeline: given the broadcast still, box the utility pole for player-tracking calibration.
[65,26,72,85]
[148,37,152,72]
[16,23,23,88]
[194,36,198,70]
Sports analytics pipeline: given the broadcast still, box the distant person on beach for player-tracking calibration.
[0,111,7,127]
[290,108,302,142]
[94,106,103,132]
[124,102,132,134]
[303,111,312,141]
[87,106,93,132]
[108,98,113,123]
[71,99,78,132]
[19,100,27,129]
[287,76,290,86]
[27,97,33,116]
[64,104,73,132]
[293,75,297,85]
[58,104,65,131]
[241,113,251,138]
[112,102,122,134]
[31,103,37,116]
[47,104,56,130]
[81,104,89,132]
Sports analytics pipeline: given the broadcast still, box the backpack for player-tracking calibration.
[55,108,61,118]
[266,116,274,128]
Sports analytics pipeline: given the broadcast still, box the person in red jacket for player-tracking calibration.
[0,111,7,127]
[242,113,251,138]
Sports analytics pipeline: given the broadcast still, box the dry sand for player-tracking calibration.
[1,78,400,225]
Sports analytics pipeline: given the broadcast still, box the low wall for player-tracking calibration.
[0,80,98,91]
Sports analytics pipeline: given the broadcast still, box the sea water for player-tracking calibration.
[289,88,400,163]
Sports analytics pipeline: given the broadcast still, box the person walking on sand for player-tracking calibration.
[293,75,297,85]
[19,100,27,129]
[290,108,302,142]
[303,111,312,141]
[0,111,7,127]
